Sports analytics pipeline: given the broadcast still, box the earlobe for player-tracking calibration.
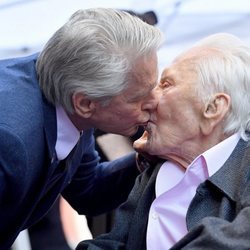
[201,93,231,135]
[72,93,95,118]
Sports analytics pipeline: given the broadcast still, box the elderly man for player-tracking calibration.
[0,8,163,249]
[77,33,250,250]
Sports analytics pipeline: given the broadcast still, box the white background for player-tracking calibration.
[0,0,250,71]
[2,1,250,249]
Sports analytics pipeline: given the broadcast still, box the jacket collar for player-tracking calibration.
[42,94,57,160]
[208,137,250,201]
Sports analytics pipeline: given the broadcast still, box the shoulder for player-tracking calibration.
[0,54,44,135]
[0,53,38,81]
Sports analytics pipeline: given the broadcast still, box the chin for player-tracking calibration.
[116,130,134,137]
[142,137,154,154]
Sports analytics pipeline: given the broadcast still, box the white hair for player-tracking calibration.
[36,8,163,113]
[191,33,250,140]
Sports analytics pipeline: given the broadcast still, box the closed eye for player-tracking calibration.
[160,79,172,89]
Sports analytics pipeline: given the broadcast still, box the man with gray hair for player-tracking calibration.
[77,33,250,249]
[0,8,163,249]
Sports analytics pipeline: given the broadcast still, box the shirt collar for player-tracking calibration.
[202,133,240,177]
[55,105,80,160]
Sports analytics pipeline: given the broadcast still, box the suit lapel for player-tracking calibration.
[42,94,57,160]
[126,163,162,249]
[208,138,250,201]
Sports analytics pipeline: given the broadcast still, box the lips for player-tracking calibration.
[143,121,153,133]
[142,123,148,131]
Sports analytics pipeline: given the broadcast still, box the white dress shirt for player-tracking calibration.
[55,105,81,160]
[146,133,240,250]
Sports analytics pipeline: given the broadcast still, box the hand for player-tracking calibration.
[136,152,160,172]
[134,131,161,172]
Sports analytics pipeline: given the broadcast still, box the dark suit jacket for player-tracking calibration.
[77,137,250,250]
[0,54,139,249]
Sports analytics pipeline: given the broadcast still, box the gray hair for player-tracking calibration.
[36,8,163,113]
[191,33,250,140]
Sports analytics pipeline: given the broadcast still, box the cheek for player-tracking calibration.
[110,110,140,127]
[116,103,140,115]
[157,98,174,119]
[123,107,142,119]
[145,128,163,153]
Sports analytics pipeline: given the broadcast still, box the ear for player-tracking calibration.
[72,92,96,118]
[200,93,231,135]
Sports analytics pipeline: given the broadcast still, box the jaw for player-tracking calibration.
[67,112,92,131]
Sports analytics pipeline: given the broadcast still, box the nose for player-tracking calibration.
[142,87,159,111]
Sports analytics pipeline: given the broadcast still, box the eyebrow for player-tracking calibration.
[161,74,175,83]
[128,91,147,102]
[129,82,156,102]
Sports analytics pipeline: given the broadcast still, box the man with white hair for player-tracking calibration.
[0,8,163,249]
[77,33,250,249]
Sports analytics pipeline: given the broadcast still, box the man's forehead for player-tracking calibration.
[161,60,197,81]
[130,67,158,89]
[174,46,216,63]
[131,52,158,75]
[130,78,156,94]
[123,76,156,102]
[131,66,158,81]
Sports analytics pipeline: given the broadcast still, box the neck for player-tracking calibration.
[163,131,228,169]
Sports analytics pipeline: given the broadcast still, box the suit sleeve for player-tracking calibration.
[0,127,29,245]
[75,165,156,250]
[62,129,140,216]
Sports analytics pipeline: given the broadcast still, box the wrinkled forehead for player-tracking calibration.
[130,53,158,84]
[161,46,217,79]
[161,57,197,80]
[174,46,218,64]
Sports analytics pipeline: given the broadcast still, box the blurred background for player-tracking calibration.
[2,0,249,249]
[1,0,250,70]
